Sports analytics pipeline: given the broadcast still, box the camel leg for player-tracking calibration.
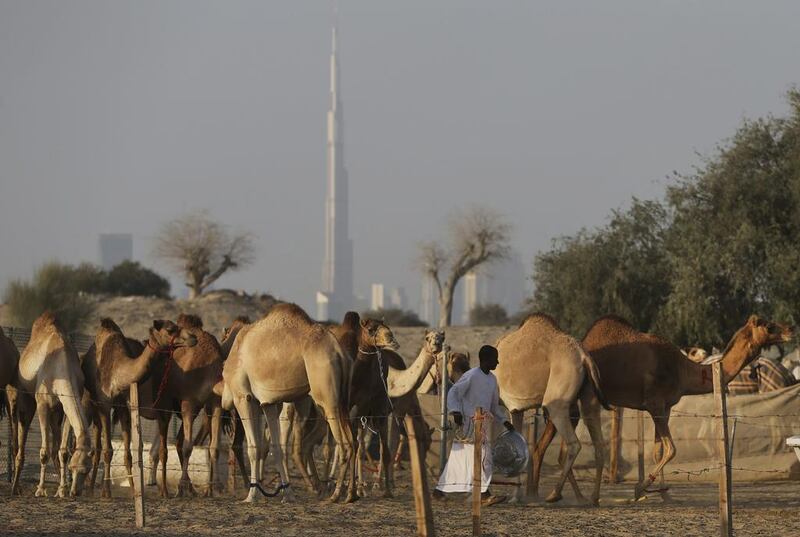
[98,409,113,498]
[649,424,674,501]
[118,410,135,491]
[634,410,676,500]
[378,419,393,498]
[280,403,293,484]
[205,402,222,496]
[176,400,197,497]
[578,393,605,506]
[55,411,70,498]
[11,394,34,496]
[355,427,367,498]
[530,417,557,500]
[58,388,90,497]
[237,396,264,503]
[34,399,52,497]
[157,415,170,498]
[290,400,320,493]
[542,401,582,503]
[230,414,249,490]
[146,427,160,486]
[509,410,526,502]
[264,403,294,503]
[88,418,101,494]
[326,410,355,503]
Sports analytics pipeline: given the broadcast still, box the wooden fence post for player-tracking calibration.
[636,409,645,487]
[439,349,450,477]
[472,407,483,537]
[609,407,622,483]
[129,382,145,528]
[405,414,436,537]
[712,362,733,537]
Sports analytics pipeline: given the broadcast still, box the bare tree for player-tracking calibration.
[153,210,255,299]
[416,205,511,327]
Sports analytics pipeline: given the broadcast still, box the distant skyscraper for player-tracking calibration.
[317,23,354,321]
[461,251,528,323]
[461,270,489,324]
[419,276,438,326]
[370,283,385,311]
[389,287,407,310]
[98,233,132,270]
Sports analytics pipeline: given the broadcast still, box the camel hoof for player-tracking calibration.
[35,487,48,498]
[357,485,367,498]
[175,480,197,498]
[545,490,562,503]
[344,492,359,504]
[633,482,647,500]
[56,486,68,498]
[280,490,295,504]
[242,491,260,503]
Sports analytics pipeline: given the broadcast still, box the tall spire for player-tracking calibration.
[318,19,353,322]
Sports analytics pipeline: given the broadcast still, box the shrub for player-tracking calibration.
[106,260,170,298]
[361,308,428,327]
[469,303,509,326]
[3,261,94,332]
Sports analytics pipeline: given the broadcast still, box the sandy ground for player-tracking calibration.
[1,471,798,537]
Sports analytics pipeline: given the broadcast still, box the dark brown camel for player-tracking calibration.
[531,314,793,501]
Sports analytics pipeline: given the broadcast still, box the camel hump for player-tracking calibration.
[99,318,122,332]
[32,311,61,333]
[177,313,203,329]
[341,311,361,330]
[263,302,314,325]
[518,312,561,330]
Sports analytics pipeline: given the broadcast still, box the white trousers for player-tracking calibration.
[436,440,492,493]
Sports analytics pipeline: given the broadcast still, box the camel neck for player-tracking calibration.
[681,338,757,395]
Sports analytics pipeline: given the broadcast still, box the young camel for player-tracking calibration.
[534,314,793,500]
[81,318,198,498]
[1,327,20,448]
[12,312,92,497]
[221,303,356,503]
[494,313,609,505]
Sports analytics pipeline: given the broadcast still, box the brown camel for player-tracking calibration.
[221,303,356,502]
[494,313,609,505]
[154,313,225,497]
[534,314,793,500]
[1,327,20,439]
[80,318,197,498]
[12,312,92,497]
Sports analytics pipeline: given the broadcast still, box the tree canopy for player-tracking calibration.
[530,89,800,349]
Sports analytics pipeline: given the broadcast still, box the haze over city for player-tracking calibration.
[2,0,799,316]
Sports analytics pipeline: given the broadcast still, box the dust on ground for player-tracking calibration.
[1,473,797,536]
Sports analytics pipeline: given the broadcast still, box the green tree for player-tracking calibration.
[3,261,94,331]
[655,90,800,347]
[106,260,170,298]
[361,308,427,327]
[469,303,509,326]
[530,198,670,336]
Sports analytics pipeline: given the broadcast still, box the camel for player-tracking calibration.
[1,327,20,437]
[494,313,609,505]
[11,312,93,497]
[80,318,198,497]
[221,303,357,502]
[293,319,444,498]
[534,314,793,500]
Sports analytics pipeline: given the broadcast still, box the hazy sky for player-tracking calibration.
[1,1,799,314]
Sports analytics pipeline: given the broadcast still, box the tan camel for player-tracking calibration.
[579,314,791,499]
[11,312,92,497]
[291,318,443,498]
[81,318,197,497]
[494,313,609,505]
[221,303,356,502]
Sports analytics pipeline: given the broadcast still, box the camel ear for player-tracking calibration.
[747,315,759,326]
[360,318,367,328]
[153,320,164,331]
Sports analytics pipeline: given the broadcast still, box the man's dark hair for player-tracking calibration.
[479,345,498,362]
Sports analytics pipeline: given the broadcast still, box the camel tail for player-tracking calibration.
[579,347,611,411]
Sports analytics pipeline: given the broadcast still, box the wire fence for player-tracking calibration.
[2,324,799,495]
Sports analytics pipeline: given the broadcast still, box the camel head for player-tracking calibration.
[743,315,793,350]
[683,347,708,364]
[448,351,471,382]
[222,315,251,344]
[424,330,445,356]
[359,318,399,351]
[148,319,198,350]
